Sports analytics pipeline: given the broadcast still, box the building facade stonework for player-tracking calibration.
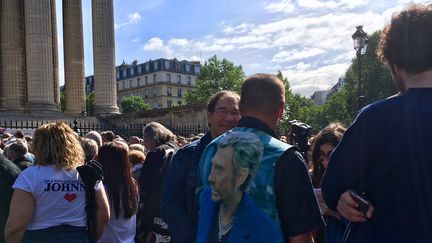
[0,0,118,116]
[85,58,201,110]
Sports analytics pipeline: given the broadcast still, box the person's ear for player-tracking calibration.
[235,167,249,189]
[391,64,407,92]
[276,101,285,119]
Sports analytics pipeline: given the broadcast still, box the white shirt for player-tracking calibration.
[98,184,138,243]
[13,164,102,230]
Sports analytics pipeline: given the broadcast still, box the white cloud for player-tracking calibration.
[284,63,349,96]
[132,38,140,43]
[115,12,142,29]
[223,22,255,35]
[137,0,430,96]
[143,37,164,50]
[168,38,189,46]
[272,48,325,63]
[297,0,368,10]
[265,0,295,14]
[128,12,142,24]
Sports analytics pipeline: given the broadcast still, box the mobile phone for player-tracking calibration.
[349,190,370,214]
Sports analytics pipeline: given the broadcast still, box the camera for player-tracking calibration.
[288,120,312,154]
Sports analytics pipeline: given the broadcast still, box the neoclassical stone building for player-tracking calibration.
[0,0,119,115]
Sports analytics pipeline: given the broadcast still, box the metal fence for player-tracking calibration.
[168,125,208,137]
[0,120,143,138]
[0,120,208,138]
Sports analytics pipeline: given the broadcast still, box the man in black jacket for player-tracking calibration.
[0,154,21,243]
[160,91,240,243]
[322,4,432,243]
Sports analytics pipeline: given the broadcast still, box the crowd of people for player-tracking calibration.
[1,3,431,243]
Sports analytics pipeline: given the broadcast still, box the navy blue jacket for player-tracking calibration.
[161,132,212,243]
[322,88,432,243]
[196,188,284,243]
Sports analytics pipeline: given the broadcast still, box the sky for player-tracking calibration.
[55,0,430,97]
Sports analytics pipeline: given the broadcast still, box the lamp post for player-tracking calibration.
[352,26,368,110]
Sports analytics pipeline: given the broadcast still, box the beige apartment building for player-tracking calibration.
[85,58,200,110]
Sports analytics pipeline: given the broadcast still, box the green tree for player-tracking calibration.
[185,55,244,104]
[303,31,397,130]
[121,95,151,113]
[276,71,319,132]
[344,31,396,117]
[60,91,66,112]
[86,93,95,115]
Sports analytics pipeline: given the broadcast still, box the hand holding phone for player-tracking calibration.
[349,190,370,215]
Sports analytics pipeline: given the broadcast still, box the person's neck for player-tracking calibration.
[210,131,219,140]
[241,112,278,131]
[220,192,243,223]
[403,69,432,89]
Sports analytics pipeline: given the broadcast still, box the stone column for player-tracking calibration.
[24,0,57,111]
[51,0,60,107]
[1,0,27,110]
[92,0,119,115]
[63,0,85,114]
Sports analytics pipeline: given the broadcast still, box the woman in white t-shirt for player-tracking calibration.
[96,141,139,243]
[4,123,110,243]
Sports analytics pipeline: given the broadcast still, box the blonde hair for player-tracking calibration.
[32,123,84,169]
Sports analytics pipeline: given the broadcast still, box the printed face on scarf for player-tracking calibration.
[208,146,237,202]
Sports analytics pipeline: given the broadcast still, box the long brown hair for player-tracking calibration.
[310,123,346,187]
[97,141,138,219]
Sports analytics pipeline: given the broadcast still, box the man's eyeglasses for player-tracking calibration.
[215,108,240,118]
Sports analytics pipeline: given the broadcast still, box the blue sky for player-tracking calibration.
[55,0,429,96]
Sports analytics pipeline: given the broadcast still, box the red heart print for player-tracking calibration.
[64,193,77,202]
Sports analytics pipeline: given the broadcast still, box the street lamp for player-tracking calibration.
[352,26,368,110]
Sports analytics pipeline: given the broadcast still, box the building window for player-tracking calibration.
[154,61,159,71]
[116,70,120,79]
[145,89,149,98]
[185,64,191,72]
[166,73,171,83]
[177,75,181,84]
[137,65,142,74]
[167,100,172,107]
[153,102,158,109]
[153,74,157,83]
[165,60,171,69]
[122,81,125,89]
[129,80,133,88]
[178,88,182,97]
[167,87,172,96]
[153,87,157,96]
[187,76,191,85]
[194,66,200,74]
[145,63,150,72]
[130,67,134,76]
[137,78,141,86]
[123,69,127,78]
[145,76,148,85]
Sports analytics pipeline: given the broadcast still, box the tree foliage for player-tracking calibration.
[277,31,397,133]
[60,91,66,112]
[185,55,244,104]
[121,95,151,113]
[86,93,95,115]
[344,31,396,114]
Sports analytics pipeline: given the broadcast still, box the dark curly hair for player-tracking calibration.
[377,4,432,74]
